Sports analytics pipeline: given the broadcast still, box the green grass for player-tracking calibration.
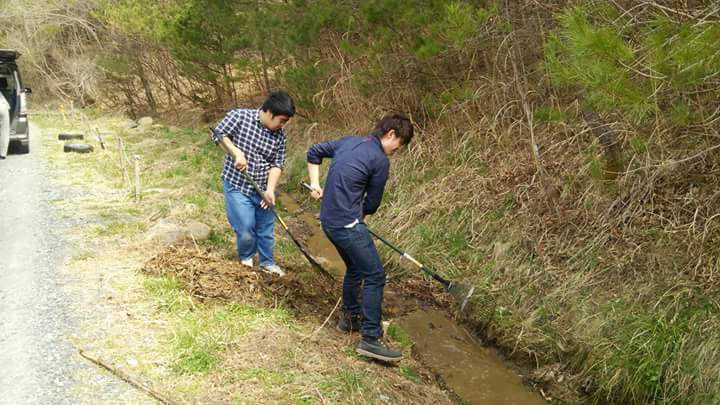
[533,105,569,124]
[144,274,295,376]
[173,341,218,375]
[274,235,306,265]
[319,369,370,398]
[386,323,413,351]
[97,206,141,221]
[589,298,717,404]
[170,303,292,375]
[162,165,192,179]
[399,366,420,383]
[188,193,211,210]
[201,229,233,251]
[283,146,312,193]
[95,221,147,237]
[234,368,296,385]
[143,276,194,312]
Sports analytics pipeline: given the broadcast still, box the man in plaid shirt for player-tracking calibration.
[211,90,295,276]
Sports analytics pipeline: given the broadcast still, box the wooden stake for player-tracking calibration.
[94,127,106,150]
[134,155,141,202]
[118,137,130,187]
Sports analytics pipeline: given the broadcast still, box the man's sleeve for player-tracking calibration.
[307,137,345,164]
[363,159,389,216]
[271,136,287,169]
[212,110,240,145]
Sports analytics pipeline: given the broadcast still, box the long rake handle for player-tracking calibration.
[243,173,334,281]
[367,228,479,313]
[366,229,451,289]
[301,183,451,289]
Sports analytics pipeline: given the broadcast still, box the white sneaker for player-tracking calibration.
[260,264,286,277]
[240,257,253,267]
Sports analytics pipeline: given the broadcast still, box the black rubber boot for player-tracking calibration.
[356,336,403,362]
[336,313,362,333]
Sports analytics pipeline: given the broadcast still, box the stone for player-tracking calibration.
[145,219,188,246]
[138,116,153,128]
[186,221,211,241]
[123,119,138,130]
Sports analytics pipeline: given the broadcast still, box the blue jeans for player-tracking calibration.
[323,223,385,338]
[223,180,276,266]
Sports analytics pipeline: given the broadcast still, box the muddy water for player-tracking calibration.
[400,310,545,404]
[278,193,545,404]
[278,194,345,276]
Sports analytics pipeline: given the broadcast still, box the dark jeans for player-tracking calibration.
[322,223,385,338]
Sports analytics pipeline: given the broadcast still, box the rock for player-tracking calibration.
[123,119,138,130]
[145,219,188,246]
[186,221,211,241]
[138,116,153,128]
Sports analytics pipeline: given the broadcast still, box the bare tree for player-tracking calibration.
[0,0,101,104]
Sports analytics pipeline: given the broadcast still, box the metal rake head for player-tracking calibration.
[448,282,497,322]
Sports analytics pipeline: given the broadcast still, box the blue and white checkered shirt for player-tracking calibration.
[212,109,287,195]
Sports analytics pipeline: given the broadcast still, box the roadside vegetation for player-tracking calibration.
[8,1,720,403]
[34,112,452,404]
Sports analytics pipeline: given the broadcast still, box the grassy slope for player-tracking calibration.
[304,110,720,404]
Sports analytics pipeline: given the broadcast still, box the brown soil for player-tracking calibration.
[141,246,449,323]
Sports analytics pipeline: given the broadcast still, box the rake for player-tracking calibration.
[210,128,335,281]
[301,183,494,317]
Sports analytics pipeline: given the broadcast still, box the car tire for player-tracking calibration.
[58,133,84,140]
[63,143,94,153]
[16,142,29,154]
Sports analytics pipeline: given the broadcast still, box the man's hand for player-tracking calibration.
[232,150,247,171]
[260,189,275,209]
[309,184,323,200]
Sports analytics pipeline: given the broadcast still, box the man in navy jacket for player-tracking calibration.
[306,114,414,362]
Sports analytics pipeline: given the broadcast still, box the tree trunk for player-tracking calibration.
[137,60,156,113]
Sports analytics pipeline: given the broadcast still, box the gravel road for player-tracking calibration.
[0,125,152,404]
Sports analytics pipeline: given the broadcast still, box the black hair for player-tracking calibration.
[261,90,295,118]
[371,113,414,145]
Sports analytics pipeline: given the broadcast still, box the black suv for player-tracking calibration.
[0,49,31,154]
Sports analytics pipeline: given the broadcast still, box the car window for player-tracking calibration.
[0,75,15,90]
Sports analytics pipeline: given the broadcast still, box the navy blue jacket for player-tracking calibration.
[307,136,389,229]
